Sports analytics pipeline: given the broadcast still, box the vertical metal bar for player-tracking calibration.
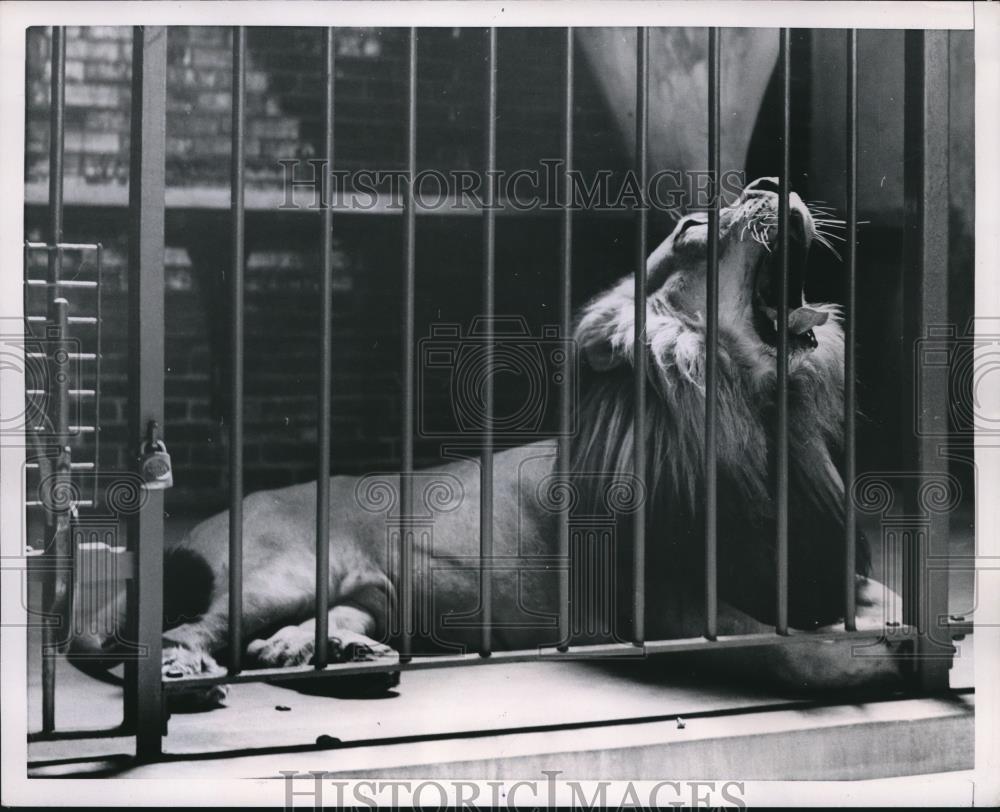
[902,30,952,691]
[844,30,858,631]
[480,27,497,658]
[93,244,103,508]
[400,28,417,662]
[314,28,335,670]
[40,24,66,735]
[48,297,73,642]
[557,28,574,651]
[46,27,65,258]
[228,26,246,675]
[124,24,167,760]
[704,27,721,641]
[632,26,649,646]
[775,28,791,636]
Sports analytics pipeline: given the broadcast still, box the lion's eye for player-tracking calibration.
[677,218,703,235]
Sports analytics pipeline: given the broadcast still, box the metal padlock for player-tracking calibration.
[140,439,173,490]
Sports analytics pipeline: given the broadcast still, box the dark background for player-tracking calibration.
[22,26,974,520]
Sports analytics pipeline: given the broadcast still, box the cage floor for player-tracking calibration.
[26,509,975,777]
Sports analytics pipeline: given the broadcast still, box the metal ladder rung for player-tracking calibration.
[25,499,94,508]
[27,315,98,325]
[25,461,95,470]
[26,352,97,360]
[24,241,101,251]
[26,389,96,397]
[24,279,98,289]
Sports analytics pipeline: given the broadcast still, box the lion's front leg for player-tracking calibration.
[247,604,400,696]
[699,576,906,692]
[247,604,396,666]
[161,611,230,709]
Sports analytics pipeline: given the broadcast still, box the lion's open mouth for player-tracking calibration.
[751,209,828,350]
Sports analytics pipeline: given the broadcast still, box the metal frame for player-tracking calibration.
[39,25,67,735]
[124,25,168,759]
[27,24,960,760]
[901,29,955,691]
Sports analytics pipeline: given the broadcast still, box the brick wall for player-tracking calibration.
[23,26,631,515]
[24,211,633,515]
[26,26,624,188]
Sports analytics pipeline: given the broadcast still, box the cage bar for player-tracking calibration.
[557,28,574,650]
[228,26,246,675]
[46,28,65,259]
[479,27,498,657]
[901,29,953,691]
[124,25,168,760]
[632,27,649,646]
[400,27,418,661]
[844,30,858,631]
[704,27,721,641]
[775,28,791,636]
[40,24,66,735]
[314,28,335,669]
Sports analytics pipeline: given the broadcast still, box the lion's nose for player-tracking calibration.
[744,177,781,196]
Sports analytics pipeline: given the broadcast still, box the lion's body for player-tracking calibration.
[169,441,571,655]
[70,178,905,699]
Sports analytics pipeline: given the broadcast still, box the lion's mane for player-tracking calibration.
[568,276,871,633]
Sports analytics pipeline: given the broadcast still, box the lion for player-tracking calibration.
[69,177,903,705]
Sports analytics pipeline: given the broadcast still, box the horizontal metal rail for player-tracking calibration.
[20,182,659,216]
[162,626,921,690]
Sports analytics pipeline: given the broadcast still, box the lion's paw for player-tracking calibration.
[329,630,396,663]
[247,625,316,667]
[161,645,229,709]
[247,626,397,667]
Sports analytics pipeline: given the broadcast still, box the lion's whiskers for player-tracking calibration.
[812,232,843,261]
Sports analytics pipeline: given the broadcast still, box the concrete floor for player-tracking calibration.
[24,508,977,778]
